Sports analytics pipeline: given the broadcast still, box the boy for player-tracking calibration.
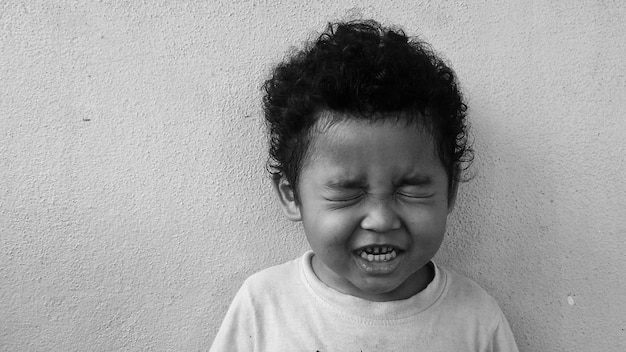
[211,19,518,351]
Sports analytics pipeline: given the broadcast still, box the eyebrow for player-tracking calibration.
[325,178,368,190]
[324,174,434,190]
[398,174,434,186]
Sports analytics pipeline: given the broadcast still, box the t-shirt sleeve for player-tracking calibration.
[487,309,519,352]
[209,282,256,352]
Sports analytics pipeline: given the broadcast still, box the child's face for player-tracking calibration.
[276,115,455,302]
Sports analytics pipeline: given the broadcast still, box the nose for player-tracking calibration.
[360,199,401,233]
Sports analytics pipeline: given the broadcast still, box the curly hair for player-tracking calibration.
[263,20,472,195]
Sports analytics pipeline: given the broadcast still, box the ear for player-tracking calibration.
[447,178,459,214]
[272,177,302,221]
[447,163,462,213]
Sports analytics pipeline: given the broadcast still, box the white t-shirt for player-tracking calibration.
[210,251,518,352]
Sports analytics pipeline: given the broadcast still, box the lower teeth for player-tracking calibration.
[359,250,397,262]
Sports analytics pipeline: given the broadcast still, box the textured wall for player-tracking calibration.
[1,1,624,351]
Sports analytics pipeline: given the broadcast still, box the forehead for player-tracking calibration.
[302,113,443,181]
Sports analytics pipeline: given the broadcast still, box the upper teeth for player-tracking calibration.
[361,246,394,254]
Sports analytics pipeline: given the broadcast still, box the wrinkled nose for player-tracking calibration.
[360,199,401,233]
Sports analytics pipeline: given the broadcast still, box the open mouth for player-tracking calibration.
[355,246,401,263]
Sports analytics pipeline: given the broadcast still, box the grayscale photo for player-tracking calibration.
[1,1,624,351]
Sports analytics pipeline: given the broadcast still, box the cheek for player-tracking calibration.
[404,207,449,235]
[303,210,358,246]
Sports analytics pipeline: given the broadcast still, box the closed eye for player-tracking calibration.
[324,192,364,203]
[396,185,433,199]
[397,191,433,199]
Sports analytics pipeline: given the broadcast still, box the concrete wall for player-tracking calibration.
[1,1,624,351]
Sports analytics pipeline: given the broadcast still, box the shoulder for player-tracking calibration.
[437,265,503,319]
[239,255,303,301]
[432,265,519,351]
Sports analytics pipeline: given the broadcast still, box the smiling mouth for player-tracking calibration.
[355,246,401,262]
